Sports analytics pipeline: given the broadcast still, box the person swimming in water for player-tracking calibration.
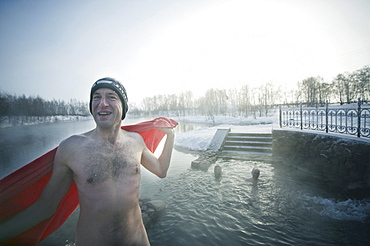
[214,164,222,180]
[251,168,260,180]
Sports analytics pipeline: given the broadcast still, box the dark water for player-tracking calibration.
[0,119,95,179]
[1,119,369,246]
[142,159,370,246]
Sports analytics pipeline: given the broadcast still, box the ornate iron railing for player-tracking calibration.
[279,98,370,138]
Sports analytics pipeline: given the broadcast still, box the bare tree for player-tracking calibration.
[352,66,370,101]
[238,84,251,117]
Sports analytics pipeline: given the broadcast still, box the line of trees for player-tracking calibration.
[137,83,280,119]
[0,93,90,123]
[139,65,370,117]
[1,65,369,123]
[297,66,370,106]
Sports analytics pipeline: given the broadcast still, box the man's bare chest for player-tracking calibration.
[73,141,141,185]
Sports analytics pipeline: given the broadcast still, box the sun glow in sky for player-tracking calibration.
[0,0,369,105]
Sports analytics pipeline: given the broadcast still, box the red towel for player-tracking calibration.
[0,117,177,245]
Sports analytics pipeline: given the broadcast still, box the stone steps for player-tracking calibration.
[191,129,273,170]
[222,132,272,154]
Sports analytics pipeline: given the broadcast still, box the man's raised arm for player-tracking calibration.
[141,127,175,178]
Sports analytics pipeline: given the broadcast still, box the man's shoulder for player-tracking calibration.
[121,129,145,143]
[60,131,93,149]
[54,133,92,166]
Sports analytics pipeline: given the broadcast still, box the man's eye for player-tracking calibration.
[93,96,101,100]
[110,96,117,100]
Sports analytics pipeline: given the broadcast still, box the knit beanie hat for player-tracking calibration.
[89,77,128,120]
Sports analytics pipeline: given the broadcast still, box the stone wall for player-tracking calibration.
[272,129,370,198]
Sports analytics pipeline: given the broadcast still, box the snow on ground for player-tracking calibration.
[174,115,276,125]
[174,126,219,151]
[173,115,279,151]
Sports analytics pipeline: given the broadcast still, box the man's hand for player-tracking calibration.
[159,127,175,136]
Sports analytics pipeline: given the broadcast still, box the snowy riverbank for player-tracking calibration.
[0,114,280,152]
[172,115,279,151]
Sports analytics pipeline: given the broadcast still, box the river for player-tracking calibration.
[1,118,369,245]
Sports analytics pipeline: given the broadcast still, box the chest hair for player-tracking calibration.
[82,141,140,185]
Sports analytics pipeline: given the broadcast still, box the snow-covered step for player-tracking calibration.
[221,132,272,154]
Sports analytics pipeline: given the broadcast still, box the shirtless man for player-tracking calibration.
[0,78,175,245]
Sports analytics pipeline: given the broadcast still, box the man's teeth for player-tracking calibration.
[98,112,111,115]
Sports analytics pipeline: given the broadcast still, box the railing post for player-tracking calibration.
[300,103,303,130]
[326,100,328,133]
[357,98,361,137]
[279,106,282,128]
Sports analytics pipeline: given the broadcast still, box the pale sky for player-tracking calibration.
[1,0,369,105]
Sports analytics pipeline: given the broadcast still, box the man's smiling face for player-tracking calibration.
[91,88,123,128]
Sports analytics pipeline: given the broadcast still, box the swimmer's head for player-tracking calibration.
[214,164,222,178]
[214,164,222,172]
[251,168,260,180]
[89,77,128,120]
